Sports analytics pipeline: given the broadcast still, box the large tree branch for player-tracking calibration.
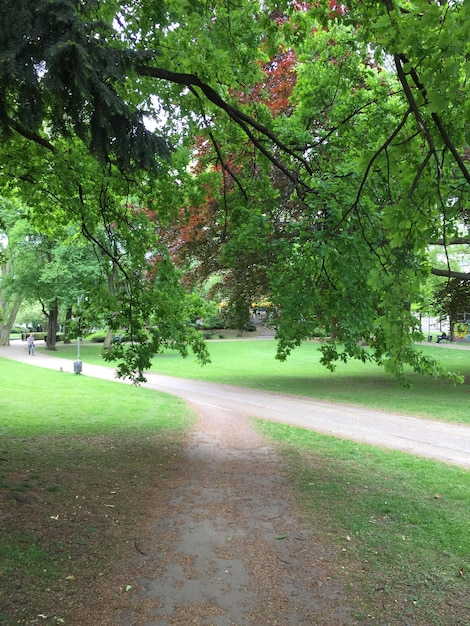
[136,64,313,180]
[393,55,443,177]
[432,237,470,246]
[431,268,470,281]
[6,116,56,153]
[404,60,470,186]
[184,83,250,201]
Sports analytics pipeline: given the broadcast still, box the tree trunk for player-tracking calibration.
[63,307,72,344]
[103,329,114,350]
[46,301,59,350]
[0,295,22,346]
[0,245,23,346]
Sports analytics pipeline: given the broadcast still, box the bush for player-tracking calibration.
[85,331,107,343]
[194,316,228,330]
[20,332,64,342]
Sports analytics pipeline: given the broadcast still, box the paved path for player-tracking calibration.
[1,342,469,469]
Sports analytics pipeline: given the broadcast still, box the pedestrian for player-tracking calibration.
[27,333,35,355]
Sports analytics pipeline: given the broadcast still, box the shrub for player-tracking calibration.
[85,331,107,343]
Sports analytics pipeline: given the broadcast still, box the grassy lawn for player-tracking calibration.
[0,359,193,625]
[1,358,193,436]
[46,339,470,423]
[1,347,469,624]
[254,419,470,625]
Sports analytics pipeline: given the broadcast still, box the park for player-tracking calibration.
[1,336,469,624]
[0,0,469,624]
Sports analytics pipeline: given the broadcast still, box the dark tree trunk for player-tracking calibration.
[46,301,59,350]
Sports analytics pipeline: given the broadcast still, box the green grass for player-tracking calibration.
[255,419,470,624]
[0,358,194,625]
[2,344,469,624]
[46,340,470,423]
[0,358,193,436]
[0,531,63,584]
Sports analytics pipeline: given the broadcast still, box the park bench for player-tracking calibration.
[436,333,450,343]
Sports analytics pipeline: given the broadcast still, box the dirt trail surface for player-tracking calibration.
[113,403,354,625]
[1,342,470,625]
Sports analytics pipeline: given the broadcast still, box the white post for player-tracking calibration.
[75,295,83,374]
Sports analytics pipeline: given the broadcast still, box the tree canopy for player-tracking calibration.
[0,0,468,381]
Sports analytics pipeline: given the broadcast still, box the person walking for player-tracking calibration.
[27,333,35,356]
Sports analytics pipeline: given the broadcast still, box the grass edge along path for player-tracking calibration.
[254,418,470,625]
[40,340,470,424]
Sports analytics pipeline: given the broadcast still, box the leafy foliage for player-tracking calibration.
[433,279,470,326]
[170,4,468,380]
[0,0,468,380]
[0,0,167,168]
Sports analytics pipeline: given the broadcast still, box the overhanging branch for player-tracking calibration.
[381,0,470,185]
[431,268,470,281]
[7,116,56,153]
[136,64,313,181]
[432,237,470,246]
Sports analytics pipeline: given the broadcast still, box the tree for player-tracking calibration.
[0,215,100,349]
[433,279,470,340]
[0,0,468,380]
[171,4,469,379]
[0,198,28,345]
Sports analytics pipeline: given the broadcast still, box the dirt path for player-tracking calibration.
[112,404,354,625]
[2,342,470,469]
[2,343,357,624]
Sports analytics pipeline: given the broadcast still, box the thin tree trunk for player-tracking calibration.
[103,259,121,350]
[63,307,72,344]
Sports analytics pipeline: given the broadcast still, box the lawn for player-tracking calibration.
[0,358,193,625]
[1,350,469,625]
[255,419,470,625]
[45,339,470,423]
